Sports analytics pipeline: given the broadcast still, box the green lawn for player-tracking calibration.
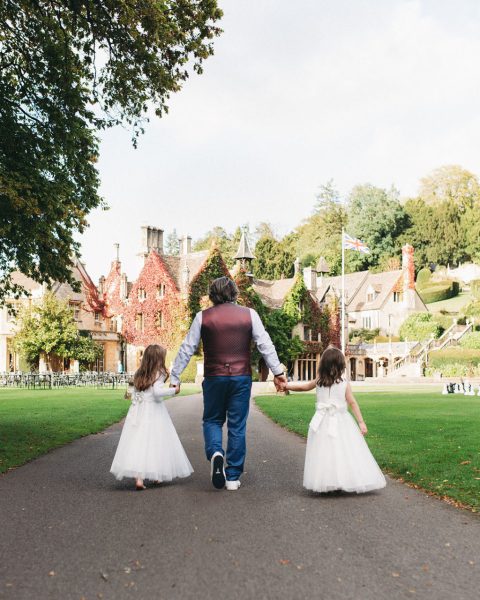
[255,391,480,511]
[426,290,472,314]
[0,385,200,474]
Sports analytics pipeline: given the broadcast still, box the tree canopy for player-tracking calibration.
[0,0,222,305]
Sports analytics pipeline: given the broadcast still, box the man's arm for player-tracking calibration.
[170,312,202,386]
[250,309,286,389]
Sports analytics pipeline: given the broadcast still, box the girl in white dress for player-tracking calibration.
[283,346,386,493]
[110,344,193,490]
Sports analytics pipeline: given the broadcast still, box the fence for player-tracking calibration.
[0,372,132,390]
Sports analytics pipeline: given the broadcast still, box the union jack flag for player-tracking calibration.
[343,232,370,254]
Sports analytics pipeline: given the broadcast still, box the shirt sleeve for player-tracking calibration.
[170,312,202,385]
[250,309,283,376]
[152,378,176,401]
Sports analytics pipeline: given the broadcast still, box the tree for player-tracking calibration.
[165,230,180,256]
[0,1,223,305]
[346,184,407,271]
[419,165,480,210]
[253,234,296,280]
[400,198,434,270]
[314,179,341,212]
[14,293,102,369]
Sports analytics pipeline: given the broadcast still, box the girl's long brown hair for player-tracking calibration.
[134,344,169,392]
[316,346,346,387]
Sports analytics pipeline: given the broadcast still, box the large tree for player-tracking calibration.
[419,165,480,210]
[0,0,222,305]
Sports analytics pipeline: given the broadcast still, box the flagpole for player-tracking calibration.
[341,227,345,353]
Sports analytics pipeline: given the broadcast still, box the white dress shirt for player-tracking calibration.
[170,306,283,385]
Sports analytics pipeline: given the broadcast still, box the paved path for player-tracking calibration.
[0,393,479,600]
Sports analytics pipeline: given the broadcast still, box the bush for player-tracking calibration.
[399,313,443,342]
[349,328,380,343]
[470,279,480,300]
[416,267,432,289]
[464,301,480,318]
[429,348,480,371]
[459,332,480,349]
[432,313,454,331]
[419,280,459,304]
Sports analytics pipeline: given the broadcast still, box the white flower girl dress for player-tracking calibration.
[110,375,193,482]
[303,379,386,493]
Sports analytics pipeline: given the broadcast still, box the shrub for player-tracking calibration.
[399,313,443,341]
[349,328,380,343]
[416,267,432,289]
[419,281,459,304]
[459,332,480,349]
[429,348,480,373]
[471,279,480,300]
[464,301,480,318]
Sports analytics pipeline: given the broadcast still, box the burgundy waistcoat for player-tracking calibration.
[201,303,253,377]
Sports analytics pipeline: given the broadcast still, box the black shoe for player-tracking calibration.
[211,452,226,489]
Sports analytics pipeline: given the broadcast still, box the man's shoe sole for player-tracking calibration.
[211,454,226,489]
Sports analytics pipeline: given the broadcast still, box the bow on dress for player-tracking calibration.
[309,403,346,437]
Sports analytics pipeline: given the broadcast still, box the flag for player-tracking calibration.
[343,232,370,254]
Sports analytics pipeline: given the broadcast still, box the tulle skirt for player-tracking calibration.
[303,411,386,493]
[110,399,193,482]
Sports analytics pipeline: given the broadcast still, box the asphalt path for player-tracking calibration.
[0,392,479,600]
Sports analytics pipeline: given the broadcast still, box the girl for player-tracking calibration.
[110,344,193,490]
[283,346,386,493]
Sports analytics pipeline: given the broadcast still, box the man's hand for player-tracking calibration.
[273,374,287,392]
[170,383,181,395]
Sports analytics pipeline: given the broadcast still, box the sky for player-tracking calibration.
[78,0,480,282]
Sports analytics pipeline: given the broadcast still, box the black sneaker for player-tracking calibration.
[210,452,226,489]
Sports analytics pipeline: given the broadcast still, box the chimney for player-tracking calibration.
[402,244,416,309]
[182,263,190,289]
[140,225,164,256]
[98,276,105,295]
[303,266,317,292]
[181,236,192,255]
[294,257,301,276]
[120,273,128,300]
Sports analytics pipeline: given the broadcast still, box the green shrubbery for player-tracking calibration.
[416,267,432,288]
[459,332,480,349]
[349,328,380,343]
[399,313,443,341]
[428,348,480,376]
[464,301,480,318]
[418,280,460,304]
[471,279,480,300]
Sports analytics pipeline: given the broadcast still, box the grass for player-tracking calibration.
[0,385,201,474]
[255,390,480,511]
[426,290,472,314]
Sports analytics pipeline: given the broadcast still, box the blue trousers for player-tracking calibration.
[202,376,252,481]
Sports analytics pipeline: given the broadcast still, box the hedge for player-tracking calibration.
[471,279,480,301]
[419,280,459,304]
[428,348,480,372]
[399,312,443,342]
[416,267,432,289]
[464,301,480,318]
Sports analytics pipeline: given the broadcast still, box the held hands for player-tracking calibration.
[359,421,368,436]
[170,383,181,395]
[273,374,287,392]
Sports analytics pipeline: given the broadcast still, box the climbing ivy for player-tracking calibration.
[187,245,231,321]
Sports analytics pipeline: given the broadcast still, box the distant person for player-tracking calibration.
[171,276,286,491]
[279,346,386,493]
[110,344,193,490]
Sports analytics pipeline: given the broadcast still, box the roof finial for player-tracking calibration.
[234,227,255,262]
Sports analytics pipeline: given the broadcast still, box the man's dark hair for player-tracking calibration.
[209,277,239,305]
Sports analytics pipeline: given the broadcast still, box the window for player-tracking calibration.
[94,311,101,322]
[138,288,146,301]
[70,302,81,321]
[393,291,403,303]
[367,292,375,303]
[157,283,166,298]
[136,313,144,332]
[303,326,311,341]
[362,316,372,329]
[157,311,164,329]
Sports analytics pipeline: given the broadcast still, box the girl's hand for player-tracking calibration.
[359,421,368,436]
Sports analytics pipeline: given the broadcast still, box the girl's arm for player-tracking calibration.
[284,379,317,392]
[152,378,177,401]
[345,382,367,435]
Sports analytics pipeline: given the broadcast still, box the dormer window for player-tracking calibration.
[393,291,403,303]
[138,288,146,301]
[366,285,377,303]
[157,283,166,299]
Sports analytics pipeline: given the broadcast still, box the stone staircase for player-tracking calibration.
[389,320,473,377]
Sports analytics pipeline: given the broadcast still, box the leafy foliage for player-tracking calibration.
[14,293,102,368]
[459,332,480,350]
[253,234,296,280]
[0,0,222,304]
[416,268,432,288]
[187,246,230,321]
[399,312,443,342]
[418,281,459,304]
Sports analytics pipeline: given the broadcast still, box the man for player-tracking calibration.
[171,276,286,491]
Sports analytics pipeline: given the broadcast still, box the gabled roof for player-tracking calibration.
[315,271,369,306]
[162,250,209,293]
[349,270,403,311]
[252,277,296,309]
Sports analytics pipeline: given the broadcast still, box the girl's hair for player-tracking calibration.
[316,346,346,387]
[133,344,169,391]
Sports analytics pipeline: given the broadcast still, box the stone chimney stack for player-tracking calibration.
[120,273,128,300]
[181,236,192,255]
[140,226,164,256]
[402,244,416,309]
[303,266,317,292]
[98,276,105,295]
